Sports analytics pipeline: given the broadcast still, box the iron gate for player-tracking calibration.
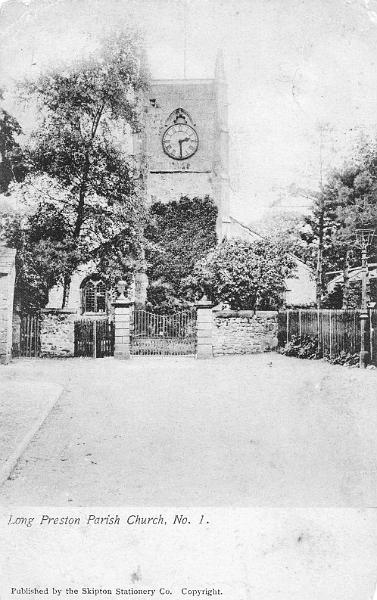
[131,308,197,355]
[74,318,114,358]
[13,314,41,357]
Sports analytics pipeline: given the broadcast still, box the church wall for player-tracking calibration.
[147,172,213,204]
[142,65,230,238]
[47,266,94,313]
[145,81,216,176]
[144,80,219,217]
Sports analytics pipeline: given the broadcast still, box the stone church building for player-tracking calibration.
[46,52,315,316]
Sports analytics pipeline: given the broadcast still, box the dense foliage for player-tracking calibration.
[0,97,26,192]
[145,196,217,310]
[0,30,149,309]
[304,139,377,307]
[1,175,79,310]
[279,335,320,360]
[183,238,296,310]
[279,334,359,366]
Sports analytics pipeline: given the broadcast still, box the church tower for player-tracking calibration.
[141,51,230,240]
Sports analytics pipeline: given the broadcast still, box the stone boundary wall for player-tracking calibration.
[38,308,278,358]
[40,309,76,358]
[212,310,278,355]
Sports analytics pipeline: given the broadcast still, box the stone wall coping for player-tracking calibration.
[195,295,214,309]
[75,313,111,320]
[213,310,278,318]
[112,299,134,308]
[41,308,77,315]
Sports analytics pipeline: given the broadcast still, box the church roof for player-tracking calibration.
[228,215,263,240]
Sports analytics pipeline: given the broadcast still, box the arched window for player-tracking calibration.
[81,277,107,313]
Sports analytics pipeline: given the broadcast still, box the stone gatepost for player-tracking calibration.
[0,247,16,364]
[196,295,214,359]
[113,281,133,360]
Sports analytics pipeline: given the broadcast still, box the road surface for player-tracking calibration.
[0,354,376,505]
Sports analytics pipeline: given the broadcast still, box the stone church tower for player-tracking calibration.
[46,51,315,314]
[140,51,231,240]
[46,53,233,311]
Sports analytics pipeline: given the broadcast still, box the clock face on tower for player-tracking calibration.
[162,123,199,160]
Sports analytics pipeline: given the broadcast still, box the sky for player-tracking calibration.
[2,0,377,223]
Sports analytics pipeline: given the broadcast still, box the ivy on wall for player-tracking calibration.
[145,196,217,310]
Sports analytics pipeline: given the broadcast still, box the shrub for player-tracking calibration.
[279,335,320,359]
[184,238,295,310]
[279,335,360,366]
[324,350,359,366]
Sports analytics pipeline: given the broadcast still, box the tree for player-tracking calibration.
[15,30,149,307]
[302,187,337,304]
[0,92,26,192]
[144,196,217,309]
[285,122,336,306]
[0,174,92,310]
[306,149,377,307]
[183,238,296,310]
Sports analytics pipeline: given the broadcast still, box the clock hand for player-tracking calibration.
[178,137,190,158]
